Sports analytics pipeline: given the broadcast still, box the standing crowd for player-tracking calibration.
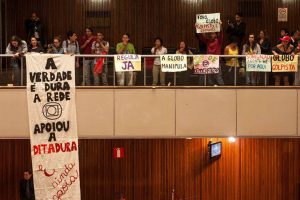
[5,12,300,86]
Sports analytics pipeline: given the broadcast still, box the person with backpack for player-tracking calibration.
[62,31,80,84]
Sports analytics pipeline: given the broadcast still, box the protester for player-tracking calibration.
[223,37,240,85]
[258,30,271,54]
[5,36,28,86]
[272,36,295,86]
[20,169,35,200]
[197,21,224,86]
[62,31,80,84]
[116,33,136,86]
[242,33,261,85]
[91,32,110,86]
[294,40,300,85]
[176,41,193,86]
[28,37,44,53]
[25,12,43,46]
[290,30,300,47]
[151,37,167,86]
[226,12,246,49]
[277,28,289,44]
[47,36,64,54]
[80,27,96,86]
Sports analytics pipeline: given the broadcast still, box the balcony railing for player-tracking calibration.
[0,54,298,87]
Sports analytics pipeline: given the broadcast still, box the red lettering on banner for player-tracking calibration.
[33,141,78,155]
[52,163,79,200]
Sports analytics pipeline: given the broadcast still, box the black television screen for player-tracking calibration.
[209,141,222,158]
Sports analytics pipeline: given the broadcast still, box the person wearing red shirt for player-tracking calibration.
[80,27,96,86]
[197,21,224,86]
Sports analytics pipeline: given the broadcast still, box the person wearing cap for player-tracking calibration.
[272,36,295,86]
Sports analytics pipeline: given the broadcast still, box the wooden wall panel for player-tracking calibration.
[0,138,299,200]
[4,0,300,53]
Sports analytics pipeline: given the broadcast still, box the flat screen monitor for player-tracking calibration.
[209,141,222,158]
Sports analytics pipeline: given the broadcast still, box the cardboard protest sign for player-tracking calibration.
[195,13,220,33]
[193,55,220,74]
[246,54,272,72]
[114,54,141,72]
[160,55,187,72]
[272,55,298,72]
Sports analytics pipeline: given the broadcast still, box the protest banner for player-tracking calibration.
[272,55,298,72]
[26,54,81,200]
[160,55,187,72]
[193,55,220,74]
[278,8,288,22]
[246,54,272,72]
[114,54,141,72]
[195,13,220,33]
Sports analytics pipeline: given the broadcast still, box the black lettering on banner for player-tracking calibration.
[45,58,57,70]
[34,94,41,103]
[48,132,57,142]
[30,84,36,92]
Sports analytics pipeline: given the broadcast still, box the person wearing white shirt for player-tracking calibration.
[151,37,167,86]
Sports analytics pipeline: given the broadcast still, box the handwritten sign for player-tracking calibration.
[272,55,298,72]
[246,54,272,72]
[26,54,81,200]
[193,55,220,74]
[114,54,141,72]
[195,13,220,33]
[160,55,187,72]
[278,8,288,22]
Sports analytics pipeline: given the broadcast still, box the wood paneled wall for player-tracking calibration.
[4,0,300,53]
[0,138,299,200]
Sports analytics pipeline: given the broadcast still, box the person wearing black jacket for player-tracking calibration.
[20,170,35,200]
[258,30,271,54]
[226,12,246,49]
[25,12,44,46]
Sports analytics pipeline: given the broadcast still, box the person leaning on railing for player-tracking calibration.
[272,36,295,86]
[176,41,193,86]
[223,37,240,85]
[5,35,28,86]
[151,37,167,86]
[242,33,261,86]
[47,36,64,54]
[116,33,136,86]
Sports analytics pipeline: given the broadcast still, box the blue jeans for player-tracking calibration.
[10,59,21,86]
[82,59,100,86]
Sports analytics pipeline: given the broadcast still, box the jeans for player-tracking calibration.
[10,59,21,86]
[116,71,134,86]
[246,72,260,86]
[82,59,100,86]
[198,72,224,86]
[152,64,165,86]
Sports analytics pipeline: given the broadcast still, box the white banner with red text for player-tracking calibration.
[26,54,81,200]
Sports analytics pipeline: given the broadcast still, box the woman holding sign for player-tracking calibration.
[272,36,295,86]
[151,37,167,86]
[242,33,261,85]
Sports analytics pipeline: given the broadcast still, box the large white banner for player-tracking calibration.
[26,54,81,200]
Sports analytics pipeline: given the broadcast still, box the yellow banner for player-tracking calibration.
[272,55,298,72]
